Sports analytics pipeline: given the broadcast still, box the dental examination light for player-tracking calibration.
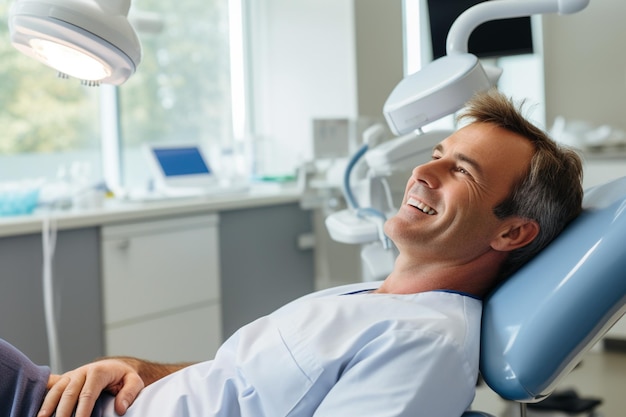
[326,0,590,281]
[8,0,142,86]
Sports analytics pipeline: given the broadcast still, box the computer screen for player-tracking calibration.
[146,144,218,190]
[427,0,534,60]
[151,146,212,177]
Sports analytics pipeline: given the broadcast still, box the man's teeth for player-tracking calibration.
[407,198,437,215]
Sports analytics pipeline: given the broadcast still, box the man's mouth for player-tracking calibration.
[407,197,437,215]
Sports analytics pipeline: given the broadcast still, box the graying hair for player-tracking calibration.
[458,89,583,280]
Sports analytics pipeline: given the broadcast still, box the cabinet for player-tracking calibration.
[219,202,315,338]
[101,214,222,362]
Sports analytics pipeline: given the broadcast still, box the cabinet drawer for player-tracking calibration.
[105,302,222,362]
[101,214,220,325]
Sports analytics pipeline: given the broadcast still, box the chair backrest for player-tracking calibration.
[479,176,626,402]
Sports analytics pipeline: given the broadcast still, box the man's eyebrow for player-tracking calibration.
[433,143,484,177]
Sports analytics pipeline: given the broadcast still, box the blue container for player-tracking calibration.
[0,187,40,216]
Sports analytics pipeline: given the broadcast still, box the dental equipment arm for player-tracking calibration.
[447,0,590,55]
[384,0,590,136]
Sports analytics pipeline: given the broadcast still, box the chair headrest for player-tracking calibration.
[480,176,626,402]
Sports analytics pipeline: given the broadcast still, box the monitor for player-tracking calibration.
[146,144,218,190]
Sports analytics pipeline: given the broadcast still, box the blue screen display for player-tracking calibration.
[153,147,212,177]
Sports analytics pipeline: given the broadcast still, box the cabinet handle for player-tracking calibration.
[117,239,131,250]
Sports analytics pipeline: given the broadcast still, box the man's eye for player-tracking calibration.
[456,166,471,176]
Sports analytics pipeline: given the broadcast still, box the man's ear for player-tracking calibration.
[491,218,540,252]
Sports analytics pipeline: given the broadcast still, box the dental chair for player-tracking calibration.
[462,175,626,417]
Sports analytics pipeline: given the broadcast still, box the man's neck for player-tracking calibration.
[374,251,504,297]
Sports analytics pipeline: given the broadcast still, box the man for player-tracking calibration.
[4,89,583,417]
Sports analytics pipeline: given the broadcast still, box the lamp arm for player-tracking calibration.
[447,0,590,55]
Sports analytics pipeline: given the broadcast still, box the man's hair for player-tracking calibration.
[458,88,584,280]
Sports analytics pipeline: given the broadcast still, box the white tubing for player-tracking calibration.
[42,214,62,373]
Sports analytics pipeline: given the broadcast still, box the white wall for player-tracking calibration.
[246,0,403,177]
[542,0,626,188]
[247,0,357,177]
[543,0,626,131]
[353,0,404,119]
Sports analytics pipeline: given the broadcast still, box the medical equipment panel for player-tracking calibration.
[145,144,218,190]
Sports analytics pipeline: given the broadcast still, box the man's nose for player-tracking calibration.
[411,161,442,189]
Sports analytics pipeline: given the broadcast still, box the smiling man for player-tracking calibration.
[3,89,583,417]
[379,120,541,297]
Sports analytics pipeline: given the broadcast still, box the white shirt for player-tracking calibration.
[102,282,482,417]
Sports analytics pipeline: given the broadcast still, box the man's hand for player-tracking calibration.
[38,358,144,417]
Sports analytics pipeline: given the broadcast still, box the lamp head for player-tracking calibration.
[8,0,142,86]
[383,53,500,136]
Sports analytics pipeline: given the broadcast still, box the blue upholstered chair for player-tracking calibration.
[462,176,626,417]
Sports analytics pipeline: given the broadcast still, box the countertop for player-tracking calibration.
[0,185,303,238]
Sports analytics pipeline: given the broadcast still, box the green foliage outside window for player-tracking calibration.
[0,0,233,155]
[119,0,233,148]
[0,3,99,154]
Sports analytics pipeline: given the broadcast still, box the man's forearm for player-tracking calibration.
[107,357,196,386]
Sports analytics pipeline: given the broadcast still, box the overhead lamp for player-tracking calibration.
[8,0,142,86]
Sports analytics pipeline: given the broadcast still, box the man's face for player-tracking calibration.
[384,122,535,264]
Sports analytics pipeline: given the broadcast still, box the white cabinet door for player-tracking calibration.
[101,214,222,361]
[105,304,221,363]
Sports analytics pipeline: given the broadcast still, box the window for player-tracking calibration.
[118,0,238,191]
[0,0,242,196]
[0,3,102,184]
